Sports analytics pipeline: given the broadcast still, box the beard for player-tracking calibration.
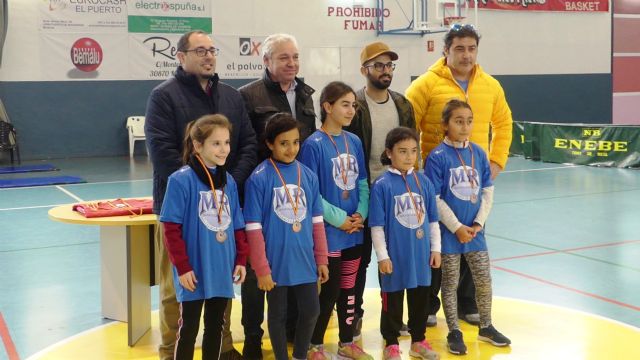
[368,74,392,90]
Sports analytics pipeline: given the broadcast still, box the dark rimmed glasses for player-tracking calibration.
[183,47,220,57]
[366,62,396,72]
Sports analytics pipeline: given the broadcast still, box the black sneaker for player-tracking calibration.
[220,348,245,360]
[242,339,263,360]
[478,325,511,347]
[352,313,363,340]
[447,329,467,355]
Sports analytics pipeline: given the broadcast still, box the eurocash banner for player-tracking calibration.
[215,35,267,79]
[512,122,640,168]
[127,0,211,33]
[40,0,127,33]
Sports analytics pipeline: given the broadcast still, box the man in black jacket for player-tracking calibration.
[238,33,316,360]
[145,30,256,360]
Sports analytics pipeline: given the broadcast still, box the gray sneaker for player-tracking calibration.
[459,313,480,325]
[426,314,437,327]
[399,323,410,336]
[352,313,363,341]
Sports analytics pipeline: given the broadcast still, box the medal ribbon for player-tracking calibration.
[453,143,477,189]
[400,172,425,225]
[269,158,302,220]
[319,127,350,190]
[195,154,225,224]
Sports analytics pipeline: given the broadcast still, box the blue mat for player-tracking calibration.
[0,164,58,174]
[0,176,85,188]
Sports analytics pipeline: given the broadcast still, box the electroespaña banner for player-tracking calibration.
[468,0,609,12]
[511,122,640,168]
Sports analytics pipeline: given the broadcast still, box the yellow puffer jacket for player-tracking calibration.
[405,58,512,169]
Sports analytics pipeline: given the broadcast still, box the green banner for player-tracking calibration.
[512,121,640,168]
[510,121,525,156]
[128,16,211,33]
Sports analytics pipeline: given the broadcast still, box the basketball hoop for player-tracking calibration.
[444,16,465,26]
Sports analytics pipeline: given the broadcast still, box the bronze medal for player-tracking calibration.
[416,228,424,239]
[342,190,350,199]
[292,221,302,233]
[216,230,227,243]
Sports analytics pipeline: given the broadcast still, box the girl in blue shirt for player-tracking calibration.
[369,127,441,360]
[424,99,511,355]
[243,113,329,360]
[160,114,248,360]
[299,81,372,360]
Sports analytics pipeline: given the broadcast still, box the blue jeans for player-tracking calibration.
[267,282,319,360]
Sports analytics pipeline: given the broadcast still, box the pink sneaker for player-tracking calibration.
[382,344,402,360]
[410,340,440,360]
[307,345,331,360]
[337,342,373,360]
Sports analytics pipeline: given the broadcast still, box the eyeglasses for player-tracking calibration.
[449,24,477,33]
[183,47,220,57]
[365,62,396,72]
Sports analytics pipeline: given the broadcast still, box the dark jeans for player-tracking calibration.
[241,263,266,345]
[311,245,361,345]
[381,286,430,345]
[267,282,320,360]
[175,297,228,360]
[427,255,478,315]
[354,225,372,317]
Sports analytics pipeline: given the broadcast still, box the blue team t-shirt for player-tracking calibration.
[424,142,493,254]
[160,166,245,302]
[299,130,367,251]
[243,159,324,286]
[368,169,439,292]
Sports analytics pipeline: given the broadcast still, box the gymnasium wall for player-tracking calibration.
[612,0,640,125]
[0,0,612,159]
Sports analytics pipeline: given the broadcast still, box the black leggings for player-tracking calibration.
[380,286,430,346]
[311,244,362,345]
[175,297,228,360]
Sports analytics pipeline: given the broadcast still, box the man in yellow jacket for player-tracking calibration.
[406,24,512,179]
[405,24,512,329]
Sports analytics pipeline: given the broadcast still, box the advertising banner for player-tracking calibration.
[214,35,266,79]
[128,33,181,80]
[127,0,211,33]
[40,0,127,33]
[41,33,129,80]
[512,122,640,168]
[468,0,609,12]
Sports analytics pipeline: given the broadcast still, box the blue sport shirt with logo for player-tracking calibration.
[299,129,367,252]
[369,168,438,292]
[160,166,244,302]
[424,142,493,254]
[243,159,323,286]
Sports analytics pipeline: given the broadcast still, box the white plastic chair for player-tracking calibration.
[126,116,146,158]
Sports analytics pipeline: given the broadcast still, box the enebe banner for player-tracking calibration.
[469,0,608,12]
[512,122,640,168]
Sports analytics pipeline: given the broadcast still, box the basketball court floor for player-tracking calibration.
[1,156,638,359]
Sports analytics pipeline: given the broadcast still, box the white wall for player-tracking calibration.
[1,0,611,85]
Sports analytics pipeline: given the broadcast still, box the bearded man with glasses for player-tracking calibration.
[345,41,416,341]
[145,30,257,360]
[405,23,512,339]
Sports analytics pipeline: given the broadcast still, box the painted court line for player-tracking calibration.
[493,239,640,263]
[502,165,579,174]
[493,265,640,312]
[55,185,84,202]
[0,312,20,360]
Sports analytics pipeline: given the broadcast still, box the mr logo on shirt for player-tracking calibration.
[330,154,359,190]
[272,185,308,224]
[198,190,232,231]
[449,166,480,202]
[394,193,425,229]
